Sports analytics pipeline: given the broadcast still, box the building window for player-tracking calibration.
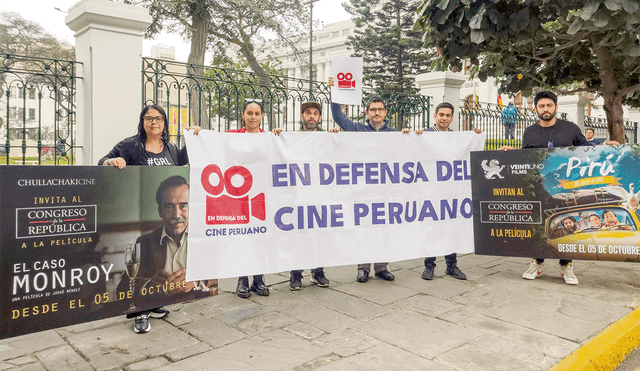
[342,30,350,35]
[18,108,24,119]
[332,31,340,37]
[28,88,36,99]
[29,108,36,120]
[18,87,24,98]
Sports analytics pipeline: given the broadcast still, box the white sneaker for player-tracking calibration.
[561,263,579,285]
[522,259,543,280]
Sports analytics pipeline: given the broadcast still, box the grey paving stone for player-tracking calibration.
[248,293,360,332]
[459,314,579,359]
[164,341,211,362]
[299,288,390,320]
[481,292,631,342]
[34,345,94,371]
[456,253,505,268]
[127,356,170,370]
[212,303,271,325]
[312,329,379,357]
[313,343,457,371]
[235,311,298,336]
[0,331,65,361]
[387,258,424,270]
[180,318,247,348]
[451,278,535,308]
[436,343,543,371]
[352,309,477,359]
[392,268,475,299]
[332,280,419,305]
[390,293,462,317]
[153,329,331,371]
[56,316,123,335]
[8,364,46,371]
[283,322,325,340]
[4,356,36,366]
[65,320,198,371]
[470,333,560,369]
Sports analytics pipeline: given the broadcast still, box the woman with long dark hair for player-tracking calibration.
[99,104,188,167]
[229,99,270,298]
[99,105,191,335]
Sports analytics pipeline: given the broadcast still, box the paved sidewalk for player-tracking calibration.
[2,255,639,371]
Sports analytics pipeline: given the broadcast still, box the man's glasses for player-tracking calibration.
[245,98,263,103]
[368,108,386,113]
[143,116,164,123]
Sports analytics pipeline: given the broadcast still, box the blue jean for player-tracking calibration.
[504,124,515,139]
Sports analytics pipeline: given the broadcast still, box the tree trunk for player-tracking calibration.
[240,42,274,130]
[591,34,625,143]
[187,1,210,131]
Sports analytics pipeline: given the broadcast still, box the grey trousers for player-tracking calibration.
[357,262,388,273]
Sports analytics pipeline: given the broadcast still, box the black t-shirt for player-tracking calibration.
[522,119,591,149]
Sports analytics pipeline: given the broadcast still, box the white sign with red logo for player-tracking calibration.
[331,57,363,106]
[184,130,485,280]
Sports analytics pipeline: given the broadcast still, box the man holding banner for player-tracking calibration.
[417,102,482,281]
[327,76,396,283]
[274,101,332,290]
[500,91,618,285]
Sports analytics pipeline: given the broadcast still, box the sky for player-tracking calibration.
[1,0,352,62]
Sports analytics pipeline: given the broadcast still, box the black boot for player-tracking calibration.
[422,263,435,280]
[251,275,270,296]
[237,276,251,298]
[445,263,467,280]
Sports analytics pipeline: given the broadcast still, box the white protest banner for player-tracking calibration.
[330,57,363,105]
[184,131,485,280]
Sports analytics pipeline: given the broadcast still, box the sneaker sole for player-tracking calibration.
[133,323,150,334]
[310,278,329,287]
[289,285,303,291]
[149,312,169,319]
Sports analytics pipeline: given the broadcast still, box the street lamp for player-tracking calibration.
[309,0,319,100]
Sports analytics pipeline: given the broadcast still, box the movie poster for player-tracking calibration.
[2,166,216,339]
[471,145,640,262]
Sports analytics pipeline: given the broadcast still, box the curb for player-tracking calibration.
[548,307,640,371]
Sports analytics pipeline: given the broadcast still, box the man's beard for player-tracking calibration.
[303,120,318,130]
[537,110,556,121]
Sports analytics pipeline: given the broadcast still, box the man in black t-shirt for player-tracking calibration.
[500,91,618,285]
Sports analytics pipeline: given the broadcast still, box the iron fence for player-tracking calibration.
[584,116,638,144]
[460,101,568,150]
[142,57,431,147]
[0,53,80,165]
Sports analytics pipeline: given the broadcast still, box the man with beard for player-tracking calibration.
[278,102,331,290]
[418,102,481,281]
[118,175,217,333]
[501,91,618,285]
[327,76,396,283]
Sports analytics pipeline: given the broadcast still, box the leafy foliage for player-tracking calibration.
[0,12,74,60]
[415,0,640,142]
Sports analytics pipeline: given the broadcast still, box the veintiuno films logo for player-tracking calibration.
[337,72,356,89]
[201,164,266,225]
[481,159,505,179]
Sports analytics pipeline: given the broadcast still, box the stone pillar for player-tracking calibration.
[557,94,589,129]
[415,71,467,130]
[66,0,151,165]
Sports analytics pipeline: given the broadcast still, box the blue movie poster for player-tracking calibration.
[471,145,640,262]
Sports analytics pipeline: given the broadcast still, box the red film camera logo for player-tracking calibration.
[337,72,356,88]
[200,165,266,225]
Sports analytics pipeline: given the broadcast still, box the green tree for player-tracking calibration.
[125,0,307,126]
[0,12,75,60]
[346,0,432,114]
[415,0,640,143]
[204,56,282,129]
